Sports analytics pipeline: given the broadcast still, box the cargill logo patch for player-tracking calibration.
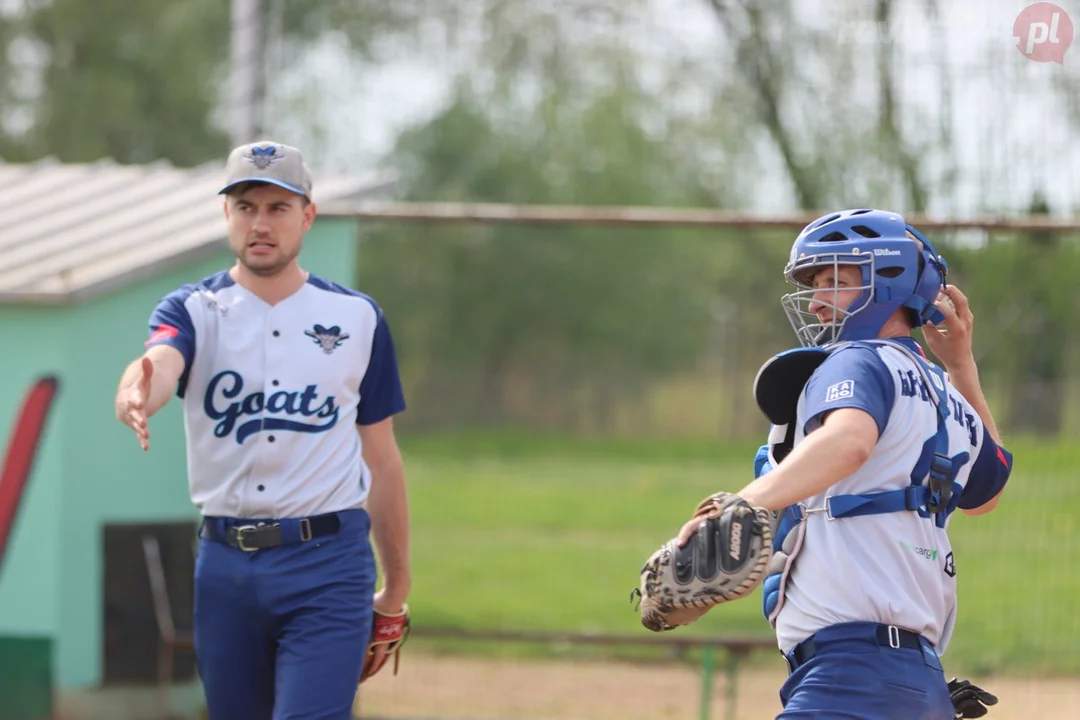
[899,540,938,561]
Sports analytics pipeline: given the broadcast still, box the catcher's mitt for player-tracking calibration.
[634,492,773,632]
[360,604,411,683]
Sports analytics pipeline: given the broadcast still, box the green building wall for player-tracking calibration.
[0,217,359,695]
[0,306,66,637]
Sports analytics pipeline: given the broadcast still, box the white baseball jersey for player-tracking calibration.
[774,337,1011,656]
[144,270,406,519]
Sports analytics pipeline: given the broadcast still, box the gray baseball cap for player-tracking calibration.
[218,141,313,199]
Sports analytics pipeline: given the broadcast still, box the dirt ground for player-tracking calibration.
[354,653,1080,720]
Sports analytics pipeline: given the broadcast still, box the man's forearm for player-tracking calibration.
[367,458,411,604]
[738,421,872,511]
[946,359,1001,444]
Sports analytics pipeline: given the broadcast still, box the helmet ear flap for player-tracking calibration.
[917,298,946,327]
[904,231,948,327]
[905,226,948,284]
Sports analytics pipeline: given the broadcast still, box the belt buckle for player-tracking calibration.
[233,524,260,552]
[300,518,313,542]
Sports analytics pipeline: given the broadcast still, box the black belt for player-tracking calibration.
[200,512,341,552]
[787,623,926,672]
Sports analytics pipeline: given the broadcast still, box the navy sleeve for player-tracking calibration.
[146,287,196,397]
[802,346,895,437]
[357,313,407,425]
[958,426,1013,509]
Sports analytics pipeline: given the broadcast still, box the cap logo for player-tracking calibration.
[244,144,285,170]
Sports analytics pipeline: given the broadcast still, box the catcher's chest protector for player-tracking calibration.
[753,340,970,626]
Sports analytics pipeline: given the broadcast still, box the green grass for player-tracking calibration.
[397,432,1080,676]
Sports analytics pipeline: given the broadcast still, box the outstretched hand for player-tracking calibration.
[117,356,154,451]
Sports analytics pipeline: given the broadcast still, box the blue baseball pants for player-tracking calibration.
[193,508,376,720]
[778,622,955,720]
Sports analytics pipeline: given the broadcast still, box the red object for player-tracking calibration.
[373,612,408,642]
[360,607,411,683]
[997,447,1009,467]
[145,325,179,346]
[0,376,60,569]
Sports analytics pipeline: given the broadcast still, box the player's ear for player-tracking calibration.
[302,201,317,231]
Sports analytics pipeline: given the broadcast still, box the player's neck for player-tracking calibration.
[877,313,914,341]
[229,262,309,306]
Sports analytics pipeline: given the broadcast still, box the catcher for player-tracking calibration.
[634,210,1011,720]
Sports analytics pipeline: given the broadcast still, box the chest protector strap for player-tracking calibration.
[753,340,970,625]
[824,340,970,529]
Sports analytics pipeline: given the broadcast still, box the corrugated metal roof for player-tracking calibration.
[0,158,397,304]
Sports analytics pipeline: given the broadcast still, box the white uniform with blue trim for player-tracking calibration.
[146,270,405,519]
[769,337,1011,656]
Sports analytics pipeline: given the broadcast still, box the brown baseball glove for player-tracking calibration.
[360,604,411,683]
[633,492,773,632]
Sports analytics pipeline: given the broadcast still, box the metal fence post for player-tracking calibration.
[724,652,742,720]
[699,647,715,720]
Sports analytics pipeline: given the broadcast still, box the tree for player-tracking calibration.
[358,78,739,432]
[698,0,962,213]
[1003,194,1072,435]
[0,0,433,165]
[350,0,771,434]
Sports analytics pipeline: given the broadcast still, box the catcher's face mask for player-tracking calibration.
[781,258,873,347]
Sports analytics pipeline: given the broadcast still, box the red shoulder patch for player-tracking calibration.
[146,325,180,346]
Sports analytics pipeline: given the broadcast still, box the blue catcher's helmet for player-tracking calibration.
[780,209,949,347]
